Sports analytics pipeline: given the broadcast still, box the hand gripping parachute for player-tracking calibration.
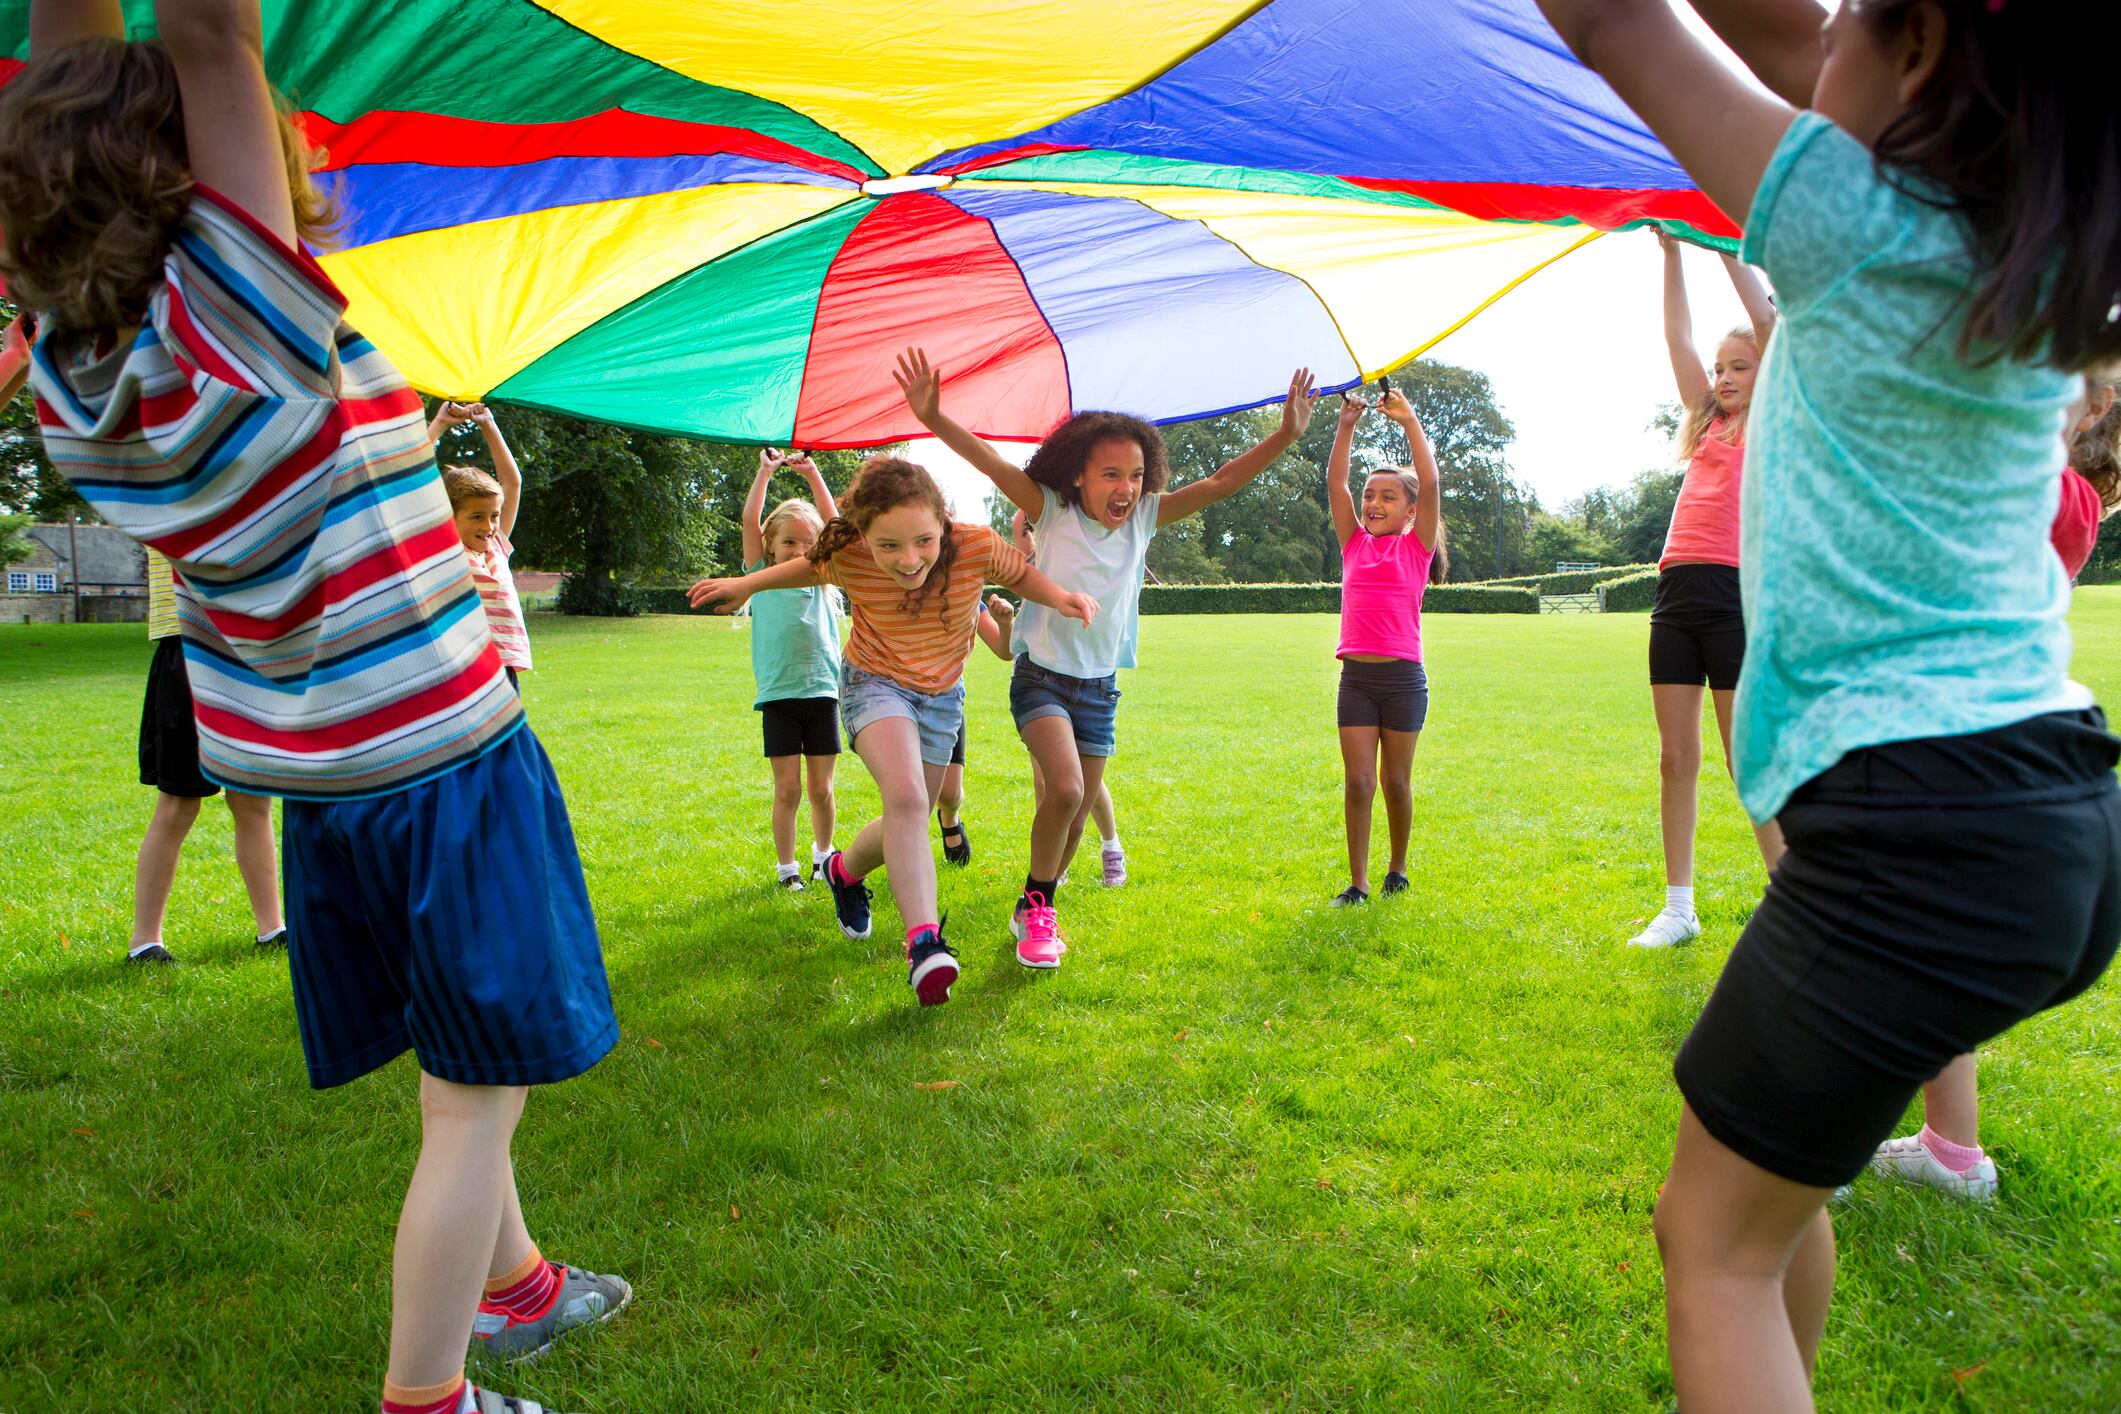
[0,0,1738,447]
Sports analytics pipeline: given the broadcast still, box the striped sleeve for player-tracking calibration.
[960,523,1029,587]
[161,186,349,401]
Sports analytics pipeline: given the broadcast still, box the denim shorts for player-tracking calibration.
[840,663,966,767]
[1009,657,1120,757]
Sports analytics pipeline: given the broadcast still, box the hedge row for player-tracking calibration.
[1473,562,1656,596]
[1595,568,1661,613]
[612,581,1542,616]
[1138,582,1537,615]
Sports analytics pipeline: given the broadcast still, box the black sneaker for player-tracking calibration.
[127,944,176,964]
[1328,885,1369,908]
[939,818,971,866]
[824,850,872,940]
[1380,872,1410,896]
[255,927,289,949]
[906,923,959,1006]
[779,872,807,893]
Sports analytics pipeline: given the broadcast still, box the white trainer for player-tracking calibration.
[1870,1135,1998,1202]
[1626,909,1701,949]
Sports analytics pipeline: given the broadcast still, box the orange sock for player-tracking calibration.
[381,1372,469,1414]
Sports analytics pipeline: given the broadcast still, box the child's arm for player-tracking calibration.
[1659,233,1710,409]
[1160,367,1316,526]
[156,0,300,247]
[1722,253,1778,351]
[0,315,34,405]
[975,597,1017,661]
[741,447,780,568]
[790,453,838,522]
[1379,389,1443,553]
[1682,0,1827,110]
[427,400,473,448]
[31,0,125,51]
[1010,564,1097,627]
[471,405,521,538]
[687,555,820,614]
[895,347,1045,519]
[1326,393,1366,548]
[1532,0,1795,229]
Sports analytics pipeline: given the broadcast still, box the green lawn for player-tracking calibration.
[3,598,2117,1413]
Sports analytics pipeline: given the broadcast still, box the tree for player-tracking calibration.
[1526,510,1615,570]
[0,511,30,566]
[0,301,93,523]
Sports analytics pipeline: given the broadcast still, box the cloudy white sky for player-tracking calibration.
[916,6,1776,522]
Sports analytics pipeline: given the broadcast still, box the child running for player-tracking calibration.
[434,402,533,689]
[1630,232,1788,949]
[898,348,1314,966]
[688,455,1097,1004]
[1866,366,2121,1204]
[0,7,626,1412]
[1535,1,2121,1408]
[739,447,842,891]
[1325,388,1445,908]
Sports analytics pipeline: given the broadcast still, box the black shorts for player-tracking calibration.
[139,636,218,799]
[760,696,841,758]
[1675,709,2121,1188]
[950,720,966,767]
[1649,563,1745,691]
[1336,658,1429,733]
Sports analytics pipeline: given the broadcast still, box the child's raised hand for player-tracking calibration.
[1378,387,1416,424]
[893,347,943,424]
[687,576,750,614]
[1654,228,1679,255]
[1279,367,1317,439]
[437,400,477,429]
[1338,392,1370,426]
[3,312,35,357]
[757,446,785,476]
[784,453,819,478]
[1057,591,1099,626]
[468,403,496,429]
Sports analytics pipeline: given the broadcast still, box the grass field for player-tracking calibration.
[3,598,2118,1413]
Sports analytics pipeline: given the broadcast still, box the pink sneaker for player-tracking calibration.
[1014,894,1063,969]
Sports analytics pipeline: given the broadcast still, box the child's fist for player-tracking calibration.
[1058,591,1098,626]
[1378,388,1416,424]
[986,592,1017,628]
[1338,393,1370,424]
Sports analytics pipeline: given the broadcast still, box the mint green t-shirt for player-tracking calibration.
[745,557,842,708]
[1734,113,2091,822]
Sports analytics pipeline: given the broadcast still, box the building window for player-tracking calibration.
[6,571,26,593]
[34,572,57,593]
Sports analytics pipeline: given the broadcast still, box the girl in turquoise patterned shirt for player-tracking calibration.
[1534,1,2121,1407]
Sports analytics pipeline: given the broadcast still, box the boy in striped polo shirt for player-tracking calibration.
[0,5,623,1411]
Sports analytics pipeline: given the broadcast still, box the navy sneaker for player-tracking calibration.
[906,924,959,1006]
[127,944,176,964]
[1380,872,1410,896]
[1329,885,1369,908]
[825,850,872,940]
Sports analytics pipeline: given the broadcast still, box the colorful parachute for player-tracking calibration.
[1,1,1736,447]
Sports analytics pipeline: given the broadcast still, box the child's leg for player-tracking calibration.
[804,754,837,853]
[768,755,803,868]
[1651,684,1706,889]
[1918,1052,1981,1149]
[1655,1104,1837,1411]
[1379,729,1421,877]
[1711,689,1787,872]
[387,1073,526,1390]
[222,789,284,938]
[1091,780,1118,842]
[131,791,202,949]
[1058,752,1110,880]
[488,1088,535,1278]
[843,719,944,925]
[936,762,966,828]
[1022,716,1085,885]
[1337,727,1380,893]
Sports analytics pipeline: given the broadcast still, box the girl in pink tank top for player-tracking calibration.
[1324,385,1446,909]
[1629,234,1787,952]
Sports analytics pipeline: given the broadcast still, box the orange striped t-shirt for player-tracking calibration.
[817,522,1029,695]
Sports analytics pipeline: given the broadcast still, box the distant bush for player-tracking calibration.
[1595,569,1661,613]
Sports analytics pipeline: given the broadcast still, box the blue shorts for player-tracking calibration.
[282,725,618,1090]
[841,663,966,767]
[1009,658,1119,757]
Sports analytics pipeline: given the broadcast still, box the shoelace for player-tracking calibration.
[1022,893,1058,943]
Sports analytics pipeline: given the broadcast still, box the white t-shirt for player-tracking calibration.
[1011,493,1160,679]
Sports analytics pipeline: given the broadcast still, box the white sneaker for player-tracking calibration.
[1626,909,1701,949]
[1870,1135,1998,1202]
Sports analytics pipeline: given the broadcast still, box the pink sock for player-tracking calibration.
[829,853,861,888]
[905,922,937,947]
[1918,1124,1986,1173]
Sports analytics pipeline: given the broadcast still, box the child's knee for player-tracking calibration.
[807,779,836,809]
[1658,744,1702,782]
[156,793,203,829]
[1344,771,1377,799]
[417,1074,522,1138]
[224,790,270,824]
[773,779,803,810]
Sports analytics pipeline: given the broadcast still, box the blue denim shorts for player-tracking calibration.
[1009,657,1120,757]
[841,663,966,767]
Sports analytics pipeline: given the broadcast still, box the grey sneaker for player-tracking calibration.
[469,1386,584,1414]
[470,1264,633,1363]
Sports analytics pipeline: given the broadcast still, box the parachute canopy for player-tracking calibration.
[0,0,1737,446]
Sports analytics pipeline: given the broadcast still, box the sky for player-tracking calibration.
[913,6,1775,524]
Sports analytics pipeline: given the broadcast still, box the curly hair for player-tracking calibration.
[809,455,959,621]
[0,38,337,333]
[440,464,504,511]
[1022,411,1168,510]
[2072,369,2121,511]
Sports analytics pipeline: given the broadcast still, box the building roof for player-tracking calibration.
[24,523,146,586]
